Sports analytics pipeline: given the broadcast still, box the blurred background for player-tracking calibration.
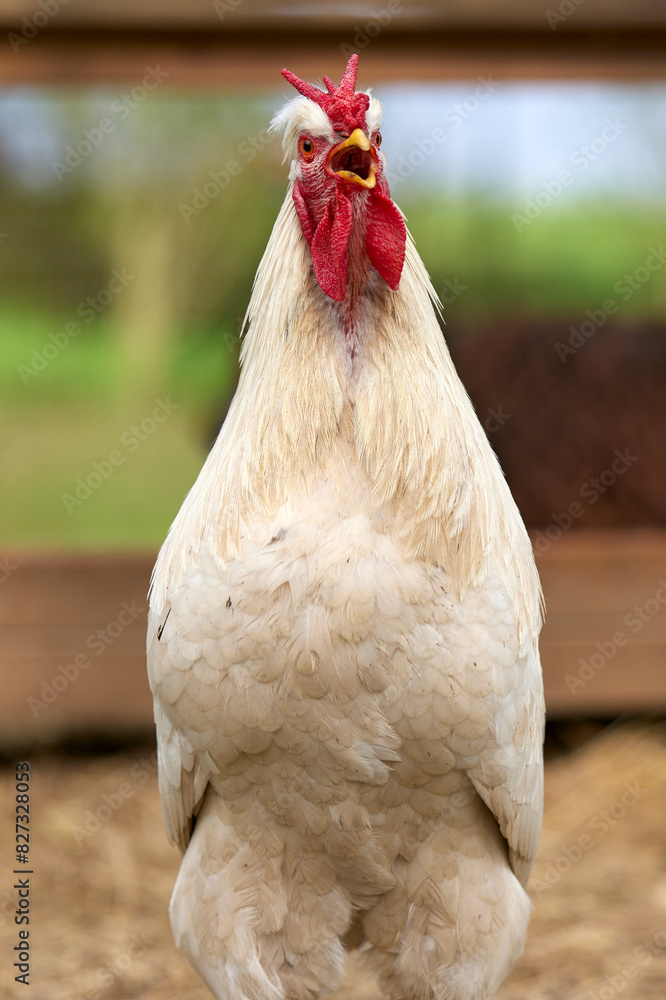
[3,81,666,549]
[1,2,666,998]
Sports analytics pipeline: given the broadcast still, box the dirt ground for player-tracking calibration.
[2,723,666,1000]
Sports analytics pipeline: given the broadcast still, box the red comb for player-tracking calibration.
[281,54,370,134]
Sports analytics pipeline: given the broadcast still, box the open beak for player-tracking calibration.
[326,128,377,189]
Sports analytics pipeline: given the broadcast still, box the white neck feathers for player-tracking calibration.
[150,188,542,651]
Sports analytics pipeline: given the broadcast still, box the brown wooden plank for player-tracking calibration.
[534,528,666,561]
[1,29,666,87]
[1,531,665,742]
[0,552,154,744]
[537,643,666,715]
[2,654,153,748]
[0,620,146,658]
[535,531,666,610]
[542,611,666,644]
[2,0,666,30]
[538,564,666,615]
[0,551,151,626]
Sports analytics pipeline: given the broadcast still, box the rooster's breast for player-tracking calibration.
[155,466,510,777]
[158,492,443,757]
[151,470,527,902]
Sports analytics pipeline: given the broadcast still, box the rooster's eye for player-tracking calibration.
[300,138,314,158]
[374,132,382,148]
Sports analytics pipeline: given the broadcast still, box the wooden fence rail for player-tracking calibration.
[2,1,666,85]
[1,530,665,746]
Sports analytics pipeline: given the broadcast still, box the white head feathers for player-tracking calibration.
[270,91,383,163]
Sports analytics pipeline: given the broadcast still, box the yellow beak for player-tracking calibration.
[326,128,377,189]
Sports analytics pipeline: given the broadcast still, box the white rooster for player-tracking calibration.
[148,55,545,1000]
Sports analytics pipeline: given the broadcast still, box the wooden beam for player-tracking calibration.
[3,0,666,31]
[535,530,666,715]
[1,25,665,86]
[0,552,153,747]
[1,531,665,749]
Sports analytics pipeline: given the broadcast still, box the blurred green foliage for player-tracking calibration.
[1,91,665,549]
[406,199,666,320]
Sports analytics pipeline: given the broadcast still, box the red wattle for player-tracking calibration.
[311,189,352,300]
[294,184,353,301]
[365,189,406,291]
[293,180,405,300]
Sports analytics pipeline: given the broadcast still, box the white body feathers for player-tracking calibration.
[147,94,544,1000]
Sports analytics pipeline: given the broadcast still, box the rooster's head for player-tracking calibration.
[273,54,406,302]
